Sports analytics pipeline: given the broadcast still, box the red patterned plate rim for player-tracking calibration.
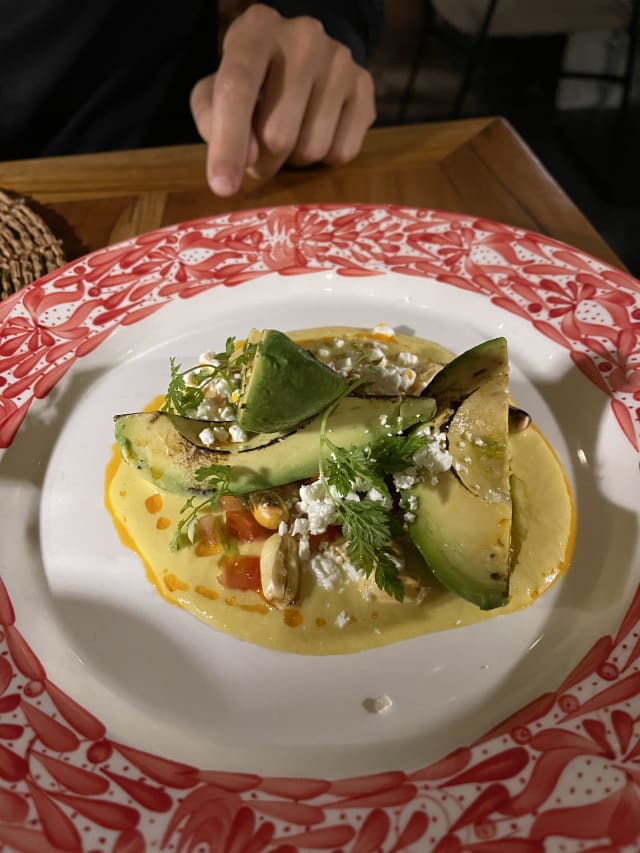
[0,203,639,852]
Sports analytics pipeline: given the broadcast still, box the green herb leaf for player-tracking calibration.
[322,440,388,499]
[319,415,429,602]
[169,463,236,551]
[370,429,431,474]
[161,337,253,417]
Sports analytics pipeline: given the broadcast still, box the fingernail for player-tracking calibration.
[209,173,236,196]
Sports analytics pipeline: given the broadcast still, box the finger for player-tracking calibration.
[192,78,261,177]
[190,75,214,142]
[249,18,327,181]
[246,131,260,170]
[206,8,278,195]
[323,71,376,167]
[287,44,358,168]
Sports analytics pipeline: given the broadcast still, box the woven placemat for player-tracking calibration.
[0,190,66,300]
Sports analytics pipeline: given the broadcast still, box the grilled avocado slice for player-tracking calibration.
[115,395,437,496]
[408,337,512,609]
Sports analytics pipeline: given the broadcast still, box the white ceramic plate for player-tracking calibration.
[0,205,638,851]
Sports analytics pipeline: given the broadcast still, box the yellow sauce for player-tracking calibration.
[105,425,575,655]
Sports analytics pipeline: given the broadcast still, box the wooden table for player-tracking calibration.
[0,117,623,270]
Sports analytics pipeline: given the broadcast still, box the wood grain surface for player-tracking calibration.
[0,117,623,269]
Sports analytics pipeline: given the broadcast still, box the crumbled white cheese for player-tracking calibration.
[398,351,418,366]
[373,323,395,338]
[363,694,393,714]
[413,433,452,476]
[393,468,418,491]
[199,427,215,447]
[212,377,231,397]
[297,480,338,534]
[367,486,392,508]
[329,484,360,503]
[198,425,229,446]
[334,356,353,374]
[192,399,220,420]
[335,610,351,628]
[366,362,416,396]
[278,521,288,536]
[218,405,236,421]
[309,550,344,590]
[306,542,363,590]
[198,352,219,365]
[228,424,248,443]
[292,517,310,537]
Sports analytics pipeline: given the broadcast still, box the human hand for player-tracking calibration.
[190,3,376,196]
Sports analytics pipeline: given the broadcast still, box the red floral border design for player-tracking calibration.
[1,205,639,451]
[0,205,639,851]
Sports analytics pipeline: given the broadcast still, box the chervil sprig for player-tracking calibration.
[162,337,256,416]
[369,429,431,473]
[322,441,388,499]
[319,404,428,601]
[322,449,406,601]
[169,463,236,550]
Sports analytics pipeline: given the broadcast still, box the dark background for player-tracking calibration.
[368,1,639,275]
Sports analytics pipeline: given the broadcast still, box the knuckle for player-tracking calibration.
[325,140,360,167]
[261,121,296,157]
[216,62,253,99]
[293,15,324,39]
[358,69,376,101]
[331,41,354,71]
[237,3,278,30]
[293,139,330,166]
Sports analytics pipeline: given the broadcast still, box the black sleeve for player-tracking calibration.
[264,0,384,66]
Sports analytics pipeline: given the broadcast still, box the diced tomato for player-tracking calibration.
[225,509,270,542]
[220,495,244,512]
[218,555,261,591]
[309,524,341,556]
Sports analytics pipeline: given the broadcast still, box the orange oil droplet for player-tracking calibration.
[156,517,171,530]
[315,617,327,628]
[223,596,268,614]
[238,603,269,615]
[195,585,219,601]
[145,493,163,514]
[284,609,303,628]
[164,573,189,592]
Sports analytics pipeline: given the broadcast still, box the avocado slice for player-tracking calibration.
[407,336,512,609]
[115,395,436,496]
[406,471,511,609]
[147,413,284,452]
[446,361,510,502]
[236,329,351,433]
[423,337,508,419]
